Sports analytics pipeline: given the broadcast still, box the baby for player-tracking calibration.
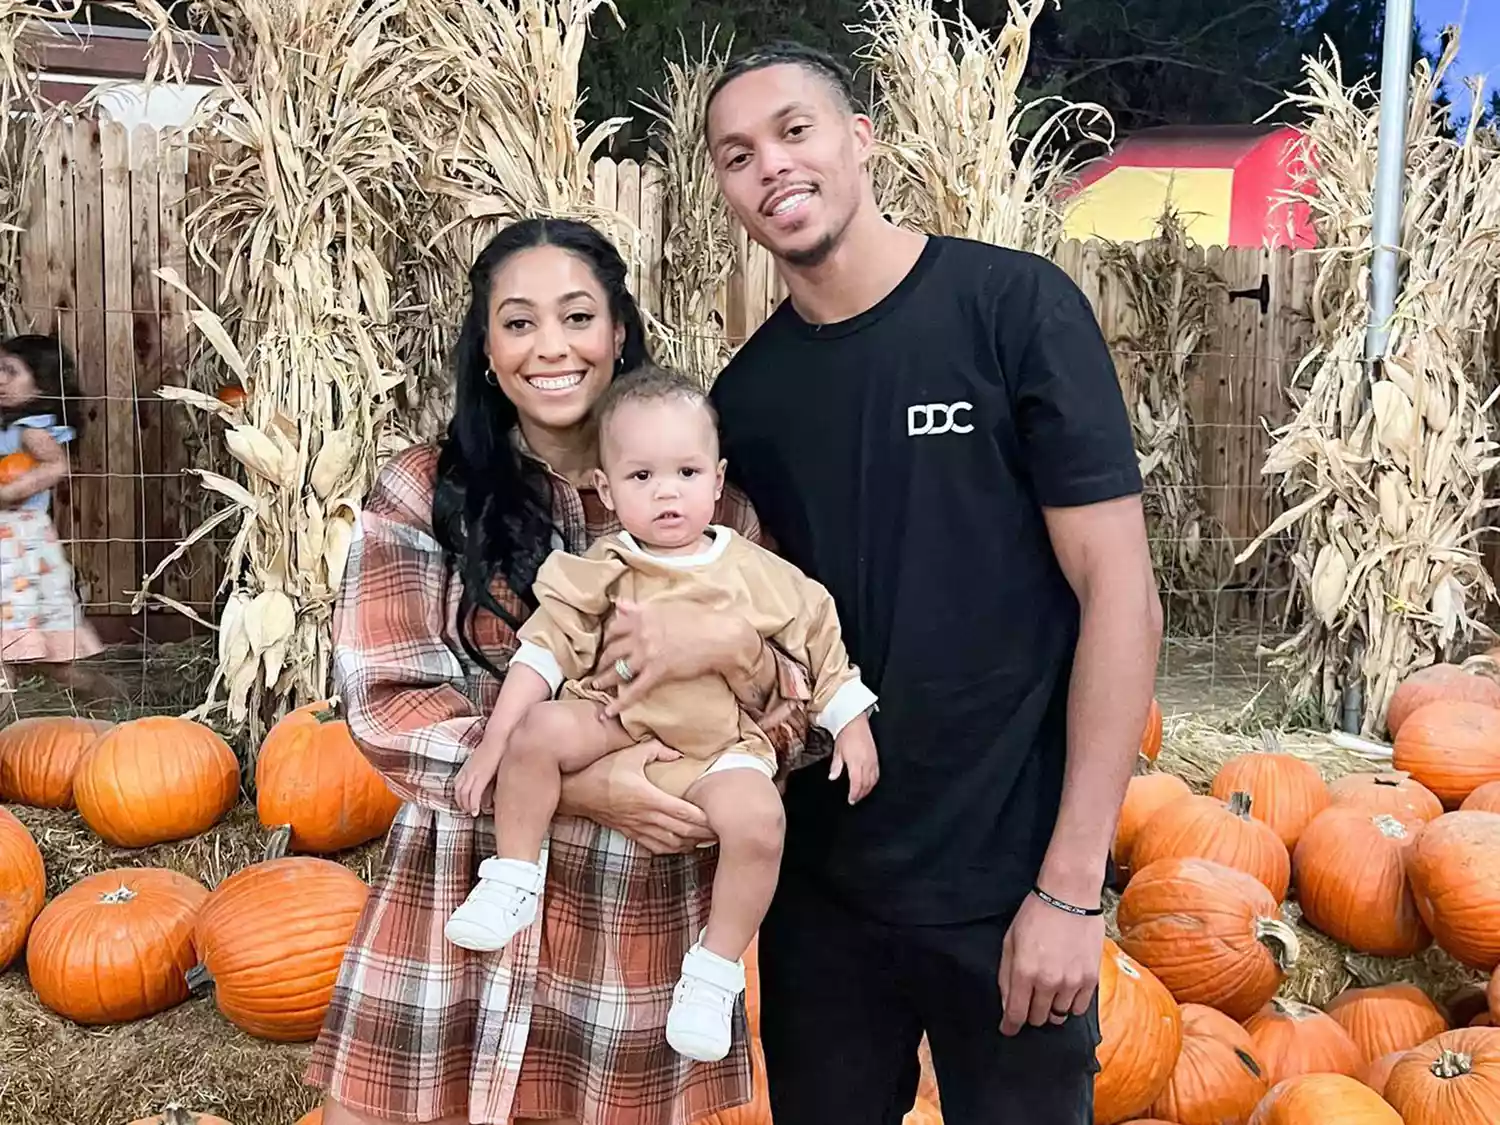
[445,363,880,1062]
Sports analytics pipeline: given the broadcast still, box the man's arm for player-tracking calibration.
[1037,493,1162,908]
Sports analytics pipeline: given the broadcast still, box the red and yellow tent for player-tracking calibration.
[1059,125,1316,249]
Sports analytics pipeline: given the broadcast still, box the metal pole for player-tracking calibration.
[1343,0,1415,735]
[1364,0,1416,366]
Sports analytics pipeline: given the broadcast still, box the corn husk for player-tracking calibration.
[853,0,1111,255]
[0,2,79,333]
[636,30,738,387]
[1100,211,1227,633]
[1235,37,1500,734]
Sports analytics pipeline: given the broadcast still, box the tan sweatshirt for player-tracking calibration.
[510,525,876,797]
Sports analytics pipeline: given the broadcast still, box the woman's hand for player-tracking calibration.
[558,741,716,855]
[589,599,762,717]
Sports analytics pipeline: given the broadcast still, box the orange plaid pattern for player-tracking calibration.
[305,442,820,1125]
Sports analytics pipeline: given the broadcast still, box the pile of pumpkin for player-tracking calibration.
[0,702,399,1054]
[1094,663,1500,1124]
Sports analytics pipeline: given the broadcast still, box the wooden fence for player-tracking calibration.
[12,115,1307,628]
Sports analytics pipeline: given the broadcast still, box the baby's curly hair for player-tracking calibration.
[592,364,720,459]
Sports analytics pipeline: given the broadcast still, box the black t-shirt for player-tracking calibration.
[710,234,1143,925]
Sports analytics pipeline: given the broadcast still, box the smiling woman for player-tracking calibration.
[305,215,822,1125]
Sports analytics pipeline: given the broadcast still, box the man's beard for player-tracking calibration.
[780,233,837,268]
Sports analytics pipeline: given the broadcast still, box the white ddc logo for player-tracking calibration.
[907,401,974,436]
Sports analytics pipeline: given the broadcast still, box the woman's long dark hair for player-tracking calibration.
[0,333,84,437]
[432,217,650,676]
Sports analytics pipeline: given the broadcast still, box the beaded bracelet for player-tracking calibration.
[1032,885,1104,917]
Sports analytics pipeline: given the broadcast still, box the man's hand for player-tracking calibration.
[589,600,760,716]
[998,891,1104,1035]
[558,741,717,855]
[828,715,879,803]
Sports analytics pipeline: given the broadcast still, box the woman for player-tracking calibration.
[307,217,817,1125]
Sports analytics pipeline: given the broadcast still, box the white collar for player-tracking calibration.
[616,524,731,568]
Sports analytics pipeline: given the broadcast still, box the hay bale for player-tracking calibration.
[0,970,320,1125]
[0,799,385,1124]
[7,801,384,897]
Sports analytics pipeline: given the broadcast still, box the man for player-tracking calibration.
[701,42,1163,1125]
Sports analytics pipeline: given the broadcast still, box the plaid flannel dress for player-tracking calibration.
[305,442,821,1125]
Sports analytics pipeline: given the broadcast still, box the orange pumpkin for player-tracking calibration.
[1246,1074,1402,1124]
[1094,938,1183,1124]
[26,866,207,1024]
[1383,1027,1500,1124]
[215,384,247,408]
[1461,780,1500,813]
[1291,807,1430,957]
[294,1111,323,1125]
[1324,984,1449,1062]
[1116,857,1297,1021]
[1146,1003,1267,1125]
[1360,1050,1406,1097]
[1327,770,1444,825]
[698,1037,772,1125]
[1210,752,1329,851]
[1393,700,1500,808]
[1387,662,1500,739]
[1140,697,1163,763]
[1406,811,1500,970]
[194,854,368,1041]
[0,715,112,807]
[73,716,239,847]
[1243,998,1364,1086]
[0,805,45,969]
[255,701,400,853]
[1130,791,1291,902]
[1113,773,1191,876]
[0,449,36,485]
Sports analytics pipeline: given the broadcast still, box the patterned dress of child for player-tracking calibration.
[0,414,103,664]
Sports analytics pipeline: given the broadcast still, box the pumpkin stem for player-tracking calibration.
[1228,790,1254,819]
[1431,1048,1474,1080]
[98,883,138,904]
[263,823,292,861]
[1233,1048,1263,1080]
[160,1105,196,1125]
[312,697,342,724]
[1253,918,1302,972]
[1373,772,1409,788]
[1259,730,1280,754]
[1269,997,1315,1019]
[184,963,214,992]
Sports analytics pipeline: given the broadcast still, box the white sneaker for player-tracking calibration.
[665,941,746,1062]
[444,857,545,951]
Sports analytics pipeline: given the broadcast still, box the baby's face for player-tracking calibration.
[598,396,724,552]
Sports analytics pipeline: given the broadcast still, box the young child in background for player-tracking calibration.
[0,334,105,692]
[445,364,880,1062]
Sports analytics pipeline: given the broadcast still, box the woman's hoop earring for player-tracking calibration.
[485,368,499,386]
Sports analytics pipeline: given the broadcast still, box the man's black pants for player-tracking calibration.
[756,869,1101,1125]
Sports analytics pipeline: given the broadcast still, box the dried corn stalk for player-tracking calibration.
[394,0,632,438]
[1100,210,1227,632]
[0,2,77,334]
[131,0,418,748]
[637,30,737,387]
[852,0,1111,255]
[1236,38,1500,734]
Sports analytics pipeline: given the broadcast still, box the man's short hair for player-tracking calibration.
[593,364,720,454]
[704,40,861,132]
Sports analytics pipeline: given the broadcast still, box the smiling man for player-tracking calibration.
[702,42,1163,1125]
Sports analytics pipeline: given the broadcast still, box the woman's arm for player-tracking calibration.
[333,448,497,814]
